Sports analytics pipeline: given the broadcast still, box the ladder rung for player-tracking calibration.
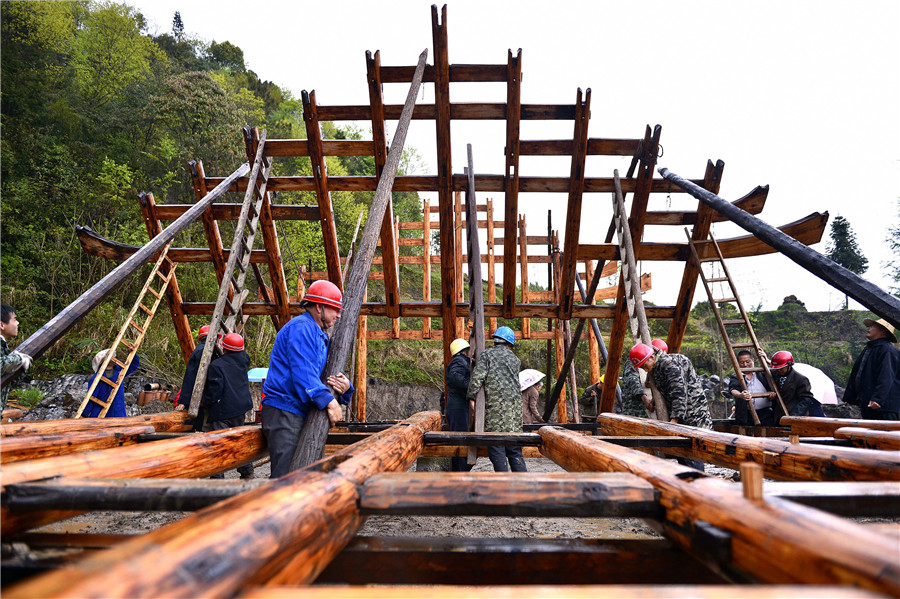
[699,257,720,263]
[722,319,746,326]
[741,367,766,373]
[99,375,118,386]
[707,277,729,283]
[155,269,168,281]
[109,356,126,369]
[129,321,145,334]
[139,303,153,316]
[732,342,755,348]
[714,297,737,303]
[89,397,111,407]
[121,340,135,351]
[147,287,162,299]
[750,393,771,398]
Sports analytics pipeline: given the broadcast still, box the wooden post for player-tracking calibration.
[741,462,764,502]
[454,190,465,335]
[518,215,530,338]
[422,199,432,338]
[501,49,522,318]
[290,50,428,470]
[356,285,368,422]
[465,147,486,466]
[486,198,497,333]
[585,261,601,387]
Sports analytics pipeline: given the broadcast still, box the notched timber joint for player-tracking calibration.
[692,520,733,566]
[674,470,708,482]
[306,453,354,474]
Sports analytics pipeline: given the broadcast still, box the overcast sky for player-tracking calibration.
[133,0,899,312]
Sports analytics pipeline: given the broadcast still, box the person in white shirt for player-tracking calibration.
[729,350,777,426]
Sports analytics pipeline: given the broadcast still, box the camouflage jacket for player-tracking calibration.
[467,344,522,433]
[650,352,712,429]
[1,337,26,410]
[620,360,648,418]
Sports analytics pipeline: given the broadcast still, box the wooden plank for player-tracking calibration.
[783,416,900,437]
[0,425,155,464]
[244,585,884,599]
[501,49,522,318]
[539,426,900,595]
[291,50,429,470]
[263,139,374,157]
[761,481,900,517]
[357,471,660,517]
[599,413,900,482]
[1,411,190,437]
[424,432,542,446]
[1,426,265,536]
[154,203,319,221]
[558,88,591,318]
[644,185,768,225]
[5,412,441,598]
[833,426,900,451]
[4,477,267,512]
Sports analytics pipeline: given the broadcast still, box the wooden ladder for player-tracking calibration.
[76,244,177,418]
[685,229,788,425]
[612,170,668,421]
[188,130,273,417]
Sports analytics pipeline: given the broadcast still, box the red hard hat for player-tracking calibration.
[304,280,343,310]
[770,350,794,369]
[629,343,654,368]
[198,325,210,340]
[651,338,668,353]
[222,333,244,352]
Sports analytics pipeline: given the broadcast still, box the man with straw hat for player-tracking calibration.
[844,318,899,420]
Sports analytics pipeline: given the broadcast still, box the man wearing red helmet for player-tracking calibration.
[764,350,824,419]
[200,332,255,478]
[176,324,219,411]
[261,280,354,478]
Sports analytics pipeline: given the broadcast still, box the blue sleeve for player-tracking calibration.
[339,381,355,406]
[288,322,334,410]
[126,354,141,377]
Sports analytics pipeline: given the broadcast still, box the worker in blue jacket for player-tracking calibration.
[82,349,140,418]
[261,280,354,478]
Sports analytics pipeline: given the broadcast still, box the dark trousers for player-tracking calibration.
[446,407,473,472]
[862,407,900,421]
[207,415,254,479]
[488,445,527,472]
[261,404,306,478]
[790,397,825,418]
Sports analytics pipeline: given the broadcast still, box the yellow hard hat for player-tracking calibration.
[450,338,470,356]
[600,375,605,384]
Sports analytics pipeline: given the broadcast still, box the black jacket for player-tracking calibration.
[178,341,220,407]
[445,353,471,411]
[773,368,815,420]
[202,350,253,421]
[844,338,900,414]
[728,372,773,425]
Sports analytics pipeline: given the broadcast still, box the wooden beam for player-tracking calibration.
[356,471,660,517]
[1,411,190,437]
[1,426,265,536]
[761,480,900,517]
[834,426,900,451]
[153,203,319,221]
[291,50,429,470]
[465,146,486,466]
[302,90,343,286]
[599,414,900,482]
[644,185,768,225]
[0,425,154,464]
[501,49,523,318]
[137,192,194,363]
[5,413,441,598]
[782,416,900,437]
[666,159,724,352]
[558,88,591,318]
[539,426,900,595]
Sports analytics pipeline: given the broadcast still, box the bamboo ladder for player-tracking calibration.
[685,229,788,425]
[612,170,668,421]
[188,131,273,417]
[76,244,178,418]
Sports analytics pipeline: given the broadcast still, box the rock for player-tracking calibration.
[362,377,443,422]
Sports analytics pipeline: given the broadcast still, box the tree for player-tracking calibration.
[825,215,868,308]
[888,201,900,297]
[172,11,184,41]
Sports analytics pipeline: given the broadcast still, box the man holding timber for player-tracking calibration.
[467,326,526,472]
[175,325,219,411]
[261,280,354,478]
[844,318,900,420]
[630,342,711,470]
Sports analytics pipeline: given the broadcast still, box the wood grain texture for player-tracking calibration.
[0,411,190,437]
[0,425,154,463]
[833,426,900,451]
[539,426,900,595]
[783,416,900,437]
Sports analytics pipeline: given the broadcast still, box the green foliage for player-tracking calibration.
[887,201,900,297]
[8,387,46,408]
[826,215,868,275]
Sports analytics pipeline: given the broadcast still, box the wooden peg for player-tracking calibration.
[789,434,800,444]
[740,461,764,502]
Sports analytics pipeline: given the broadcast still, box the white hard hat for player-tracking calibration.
[518,369,546,391]
[92,349,111,373]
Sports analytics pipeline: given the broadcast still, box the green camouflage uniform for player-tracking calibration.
[1,337,27,410]
[620,360,648,417]
[467,344,522,433]
[650,352,712,429]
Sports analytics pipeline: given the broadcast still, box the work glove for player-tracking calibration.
[12,351,32,372]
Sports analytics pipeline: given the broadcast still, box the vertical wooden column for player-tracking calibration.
[392,216,401,339]
[432,5,457,368]
[551,232,567,423]
[544,212,554,407]
[501,49,523,318]
[422,200,432,338]
[585,260,601,386]
[666,159,725,352]
[189,160,233,306]
[486,198,497,333]
[454,190,465,335]
[558,88,592,319]
[366,49,401,320]
[302,90,343,287]
[356,285,367,422]
[518,215,530,338]
[137,193,194,363]
[242,128,291,329]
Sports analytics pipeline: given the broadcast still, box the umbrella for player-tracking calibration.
[247,367,269,383]
[519,369,546,391]
[792,363,838,405]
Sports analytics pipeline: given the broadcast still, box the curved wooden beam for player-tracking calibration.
[644,185,769,226]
